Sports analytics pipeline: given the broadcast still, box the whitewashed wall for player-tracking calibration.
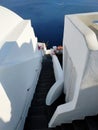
[49,12,98,127]
[0,6,42,130]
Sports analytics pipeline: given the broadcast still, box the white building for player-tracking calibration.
[0,6,42,130]
[48,12,98,127]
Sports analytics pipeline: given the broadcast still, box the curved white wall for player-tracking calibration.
[49,12,98,127]
[0,6,23,47]
[0,6,42,130]
[46,55,64,105]
[0,55,42,130]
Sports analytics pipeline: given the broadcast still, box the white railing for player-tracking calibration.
[46,55,64,106]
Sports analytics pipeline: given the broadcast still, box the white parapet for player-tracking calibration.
[46,55,64,105]
[0,6,42,130]
[49,12,98,127]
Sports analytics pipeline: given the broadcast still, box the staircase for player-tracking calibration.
[23,54,98,130]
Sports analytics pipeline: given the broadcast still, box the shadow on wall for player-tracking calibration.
[0,39,37,64]
[0,40,39,130]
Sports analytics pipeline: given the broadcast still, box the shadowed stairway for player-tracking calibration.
[24,54,98,130]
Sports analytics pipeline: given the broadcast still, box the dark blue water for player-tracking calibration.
[1,0,98,48]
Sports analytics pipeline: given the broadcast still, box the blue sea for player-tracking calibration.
[1,0,98,48]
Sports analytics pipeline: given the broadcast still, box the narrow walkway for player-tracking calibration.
[23,54,64,130]
[24,54,98,130]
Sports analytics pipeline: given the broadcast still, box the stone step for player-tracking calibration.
[26,115,48,129]
[85,115,98,130]
[72,120,88,130]
[33,92,47,99]
[46,106,56,122]
[31,97,45,106]
[35,87,50,93]
[61,124,74,130]
[55,126,62,130]
[37,82,54,87]
[38,79,55,83]
[31,129,54,130]
[24,116,48,130]
[28,106,47,116]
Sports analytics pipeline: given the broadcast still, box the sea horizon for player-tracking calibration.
[0,0,98,48]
